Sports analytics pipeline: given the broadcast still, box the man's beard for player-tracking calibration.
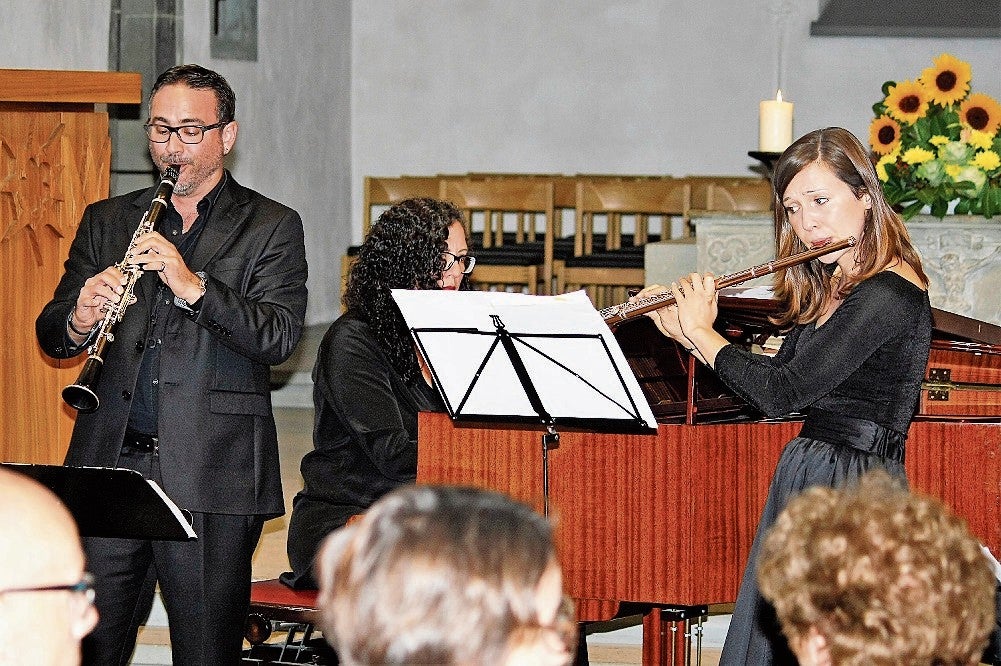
[153,152,224,197]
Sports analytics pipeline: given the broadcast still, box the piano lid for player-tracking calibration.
[616,286,1001,424]
[720,285,1001,348]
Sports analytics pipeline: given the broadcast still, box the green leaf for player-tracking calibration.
[881,80,896,97]
[900,200,925,219]
[984,187,1001,218]
[953,198,971,214]
[929,199,948,217]
[914,188,937,206]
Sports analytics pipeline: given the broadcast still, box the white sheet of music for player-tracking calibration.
[391,289,657,431]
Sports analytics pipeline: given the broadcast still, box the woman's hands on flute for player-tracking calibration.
[632,272,729,366]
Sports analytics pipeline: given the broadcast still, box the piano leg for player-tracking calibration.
[573,623,590,665]
[642,605,709,666]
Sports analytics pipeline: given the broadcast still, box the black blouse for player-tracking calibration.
[714,271,932,435]
[296,313,444,514]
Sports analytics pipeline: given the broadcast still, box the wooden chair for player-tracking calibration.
[704,179,774,212]
[439,178,557,294]
[688,176,772,210]
[340,175,449,311]
[465,172,576,220]
[362,175,443,237]
[554,178,690,309]
[243,579,332,665]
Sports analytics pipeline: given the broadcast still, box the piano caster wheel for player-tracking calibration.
[244,612,272,645]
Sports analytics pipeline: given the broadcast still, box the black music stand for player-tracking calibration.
[1,463,196,541]
[392,289,657,515]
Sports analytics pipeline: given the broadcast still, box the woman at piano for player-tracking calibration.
[636,126,933,665]
[282,197,474,589]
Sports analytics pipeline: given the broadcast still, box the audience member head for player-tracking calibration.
[758,470,996,666]
[316,484,575,666]
[0,468,97,665]
[770,127,927,325]
[344,197,470,383]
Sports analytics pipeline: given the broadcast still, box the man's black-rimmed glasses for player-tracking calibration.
[144,121,229,144]
[0,572,96,606]
[442,251,476,275]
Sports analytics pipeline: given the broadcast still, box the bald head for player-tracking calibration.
[0,468,96,665]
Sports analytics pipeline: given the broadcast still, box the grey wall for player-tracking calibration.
[180,0,352,325]
[2,2,110,69]
[350,1,1001,242]
[5,0,1001,323]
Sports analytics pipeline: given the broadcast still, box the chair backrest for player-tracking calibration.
[439,178,557,289]
[701,179,774,213]
[363,175,443,237]
[574,178,691,255]
[684,175,776,211]
[440,178,557,245]
[464,172,576,211]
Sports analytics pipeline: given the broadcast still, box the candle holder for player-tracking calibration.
[748,151,782,180]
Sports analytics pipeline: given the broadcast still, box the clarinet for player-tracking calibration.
[62,166,179,412]
[600,236,857,330]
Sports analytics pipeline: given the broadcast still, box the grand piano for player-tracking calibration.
[416,289,1001,664]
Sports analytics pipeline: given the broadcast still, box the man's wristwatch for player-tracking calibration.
[174,271,207,312]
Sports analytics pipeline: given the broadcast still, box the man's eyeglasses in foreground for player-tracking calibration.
[0,572,96,606]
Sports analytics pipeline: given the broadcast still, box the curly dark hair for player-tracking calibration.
[344,198,467,383]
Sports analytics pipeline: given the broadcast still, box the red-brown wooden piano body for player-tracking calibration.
[418,414,1000,612]
[417,298,1001,663]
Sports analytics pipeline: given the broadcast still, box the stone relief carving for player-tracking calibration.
[697,221,772,286]
[688,214,1001,326]
[908,222,1001,324]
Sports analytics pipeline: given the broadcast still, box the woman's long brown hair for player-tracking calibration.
[770,127,928,327]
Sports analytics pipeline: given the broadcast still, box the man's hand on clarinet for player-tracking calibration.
[128,231,203,304]
[71,266,127,338]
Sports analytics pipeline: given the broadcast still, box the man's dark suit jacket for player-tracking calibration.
[36,173,308,517]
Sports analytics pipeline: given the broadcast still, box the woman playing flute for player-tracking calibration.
[636,127,932,665]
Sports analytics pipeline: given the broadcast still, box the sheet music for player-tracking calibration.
[392,289,658,432]
[720,285,775,300]
[0,463,197,541]
[983,544,1001,583]
[145,479,197,539]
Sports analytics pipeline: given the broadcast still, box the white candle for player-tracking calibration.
[759,90,794,152]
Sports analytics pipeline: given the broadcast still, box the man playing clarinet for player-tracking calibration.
[36,64,308,666]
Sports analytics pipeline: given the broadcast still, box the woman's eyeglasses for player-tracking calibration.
[442,251,476,275]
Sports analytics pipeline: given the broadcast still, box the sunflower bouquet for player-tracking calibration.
[869,53,1001,219]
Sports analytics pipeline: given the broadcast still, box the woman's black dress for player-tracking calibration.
[715,272,932,665]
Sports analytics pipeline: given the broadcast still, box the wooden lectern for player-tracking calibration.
[1,69,141,464]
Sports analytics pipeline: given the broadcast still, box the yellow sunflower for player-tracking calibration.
[919,53,972,106]
[968,129,994,150]
[869,116,901,155]
[901,147,935,165]
[876,151,899,182]
[972,150,1001,171]
[959,93,1001,135]
[884,79,929,124]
